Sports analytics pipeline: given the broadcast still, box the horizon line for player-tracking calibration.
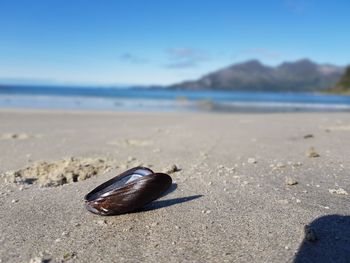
[0,57,348,87]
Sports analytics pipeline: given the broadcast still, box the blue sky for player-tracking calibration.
[0,0,349,85]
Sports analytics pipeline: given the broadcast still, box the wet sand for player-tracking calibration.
[0,109,349,262]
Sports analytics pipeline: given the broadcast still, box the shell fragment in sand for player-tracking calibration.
[329,188,348,196]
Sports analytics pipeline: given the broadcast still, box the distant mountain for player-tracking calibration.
[169,59,344,92]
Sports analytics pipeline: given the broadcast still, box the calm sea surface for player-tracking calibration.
[1,85,350,112]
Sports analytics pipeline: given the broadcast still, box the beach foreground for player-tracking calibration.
[0,110,349,262]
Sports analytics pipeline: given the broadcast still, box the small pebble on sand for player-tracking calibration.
[122,227,133,232]
[303,134,314,139]
[307,147,320,158]
[247,158,257,164]
[61,231,69,237]
[285,177,298,186]
[276,162,287,168]
[124,139,153,146]
[97,220,107,226]
[217,164,224,169]
[329,188,348,195]
[291,162,303,168]
[0,133,31,140]
[163,164,181,174]
[29,257,45,263]
[63,252,76,261]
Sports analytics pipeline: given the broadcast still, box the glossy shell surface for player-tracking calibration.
[85,167,172,216]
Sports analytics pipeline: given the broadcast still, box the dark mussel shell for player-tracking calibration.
[84,167,172,216]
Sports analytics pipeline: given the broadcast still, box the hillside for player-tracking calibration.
[169,59,344,92]
[327,66,350,94]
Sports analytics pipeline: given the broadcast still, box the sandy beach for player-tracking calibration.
[0,109,349,263]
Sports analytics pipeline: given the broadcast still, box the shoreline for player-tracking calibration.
[1,88,350,114]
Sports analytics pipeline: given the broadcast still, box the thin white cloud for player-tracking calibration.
[165,48,210,69]
[119,53,149,64]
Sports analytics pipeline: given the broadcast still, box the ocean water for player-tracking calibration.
[0,85,350,113]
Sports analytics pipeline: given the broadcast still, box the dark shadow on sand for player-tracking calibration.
[160,182,178,197]
[130,183,202,214]
[293,215,350,263]
[140,194,203,212]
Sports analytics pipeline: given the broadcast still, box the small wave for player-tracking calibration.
[0,94,350,113]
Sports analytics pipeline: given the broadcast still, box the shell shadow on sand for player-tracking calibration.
[140,194,203,212]
[135,182,203,213]
[293,215,350,263]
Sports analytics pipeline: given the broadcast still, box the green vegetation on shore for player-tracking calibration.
[327,66,350,94]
